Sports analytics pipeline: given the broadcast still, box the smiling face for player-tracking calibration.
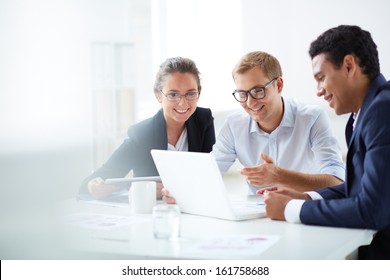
[234,66,283,132]
[312,53,361,115]
[156,72,199,127]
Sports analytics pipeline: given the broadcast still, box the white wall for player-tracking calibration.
[149,0,243,117]
[0,0,135,153]
[0,0,136,202]
[241,0,390,103]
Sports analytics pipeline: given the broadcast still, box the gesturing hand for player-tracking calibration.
[240,153,280,187]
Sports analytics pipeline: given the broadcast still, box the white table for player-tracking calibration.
[58,197,375,260]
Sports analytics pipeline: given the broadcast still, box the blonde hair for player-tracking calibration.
[232,51,282,80]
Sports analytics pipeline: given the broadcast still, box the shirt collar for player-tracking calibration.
[352,109,361,131]
[278,98,295,128]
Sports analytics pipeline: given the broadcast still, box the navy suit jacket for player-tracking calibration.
[301,74,390,230]
[80,107,215,193]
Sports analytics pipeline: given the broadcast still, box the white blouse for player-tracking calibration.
[167,127,188,151]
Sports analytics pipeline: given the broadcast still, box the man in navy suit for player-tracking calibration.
[258,25,390,259]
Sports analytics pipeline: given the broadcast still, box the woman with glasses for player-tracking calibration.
[80,57,215,200]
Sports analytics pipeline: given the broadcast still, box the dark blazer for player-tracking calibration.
[300,74,390,230]
[80,107,215,193]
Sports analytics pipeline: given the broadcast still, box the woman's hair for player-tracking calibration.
[153,57,202,94]
[232,51,283,80]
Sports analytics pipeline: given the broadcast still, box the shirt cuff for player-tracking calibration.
[285,192,324,223]
[284,199,305,224]
[306,191,323,200]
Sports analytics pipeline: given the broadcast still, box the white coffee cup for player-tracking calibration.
[129,181,157,214]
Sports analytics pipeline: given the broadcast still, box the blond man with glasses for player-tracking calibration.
[213,51,345,194]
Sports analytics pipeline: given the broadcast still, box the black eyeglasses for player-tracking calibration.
[160,90,199,102]
[232,77,277,103]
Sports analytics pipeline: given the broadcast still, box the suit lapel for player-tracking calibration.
[344,75,387,194]
[152,109,168,150]
[186,110,201,151]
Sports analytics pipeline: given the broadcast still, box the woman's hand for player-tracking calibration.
[161,187,176,204]
[87,177,120,200]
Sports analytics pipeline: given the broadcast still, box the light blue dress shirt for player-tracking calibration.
[212,98,345,194]
[285,109,360,224]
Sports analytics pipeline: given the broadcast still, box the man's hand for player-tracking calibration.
[262,191,291,220]
[257,186,311,220]
[240,153,280,187]
[256,186,310,200]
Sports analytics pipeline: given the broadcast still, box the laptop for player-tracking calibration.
[151,149,266,221]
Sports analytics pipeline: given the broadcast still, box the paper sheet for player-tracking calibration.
[187,234,280,256]
[63,212,147,230]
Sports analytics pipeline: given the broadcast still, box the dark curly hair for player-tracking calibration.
[309,25,380,81]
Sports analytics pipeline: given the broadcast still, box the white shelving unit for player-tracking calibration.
[90,41,136,168]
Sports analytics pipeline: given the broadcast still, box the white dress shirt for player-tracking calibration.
[212,97,345,195]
